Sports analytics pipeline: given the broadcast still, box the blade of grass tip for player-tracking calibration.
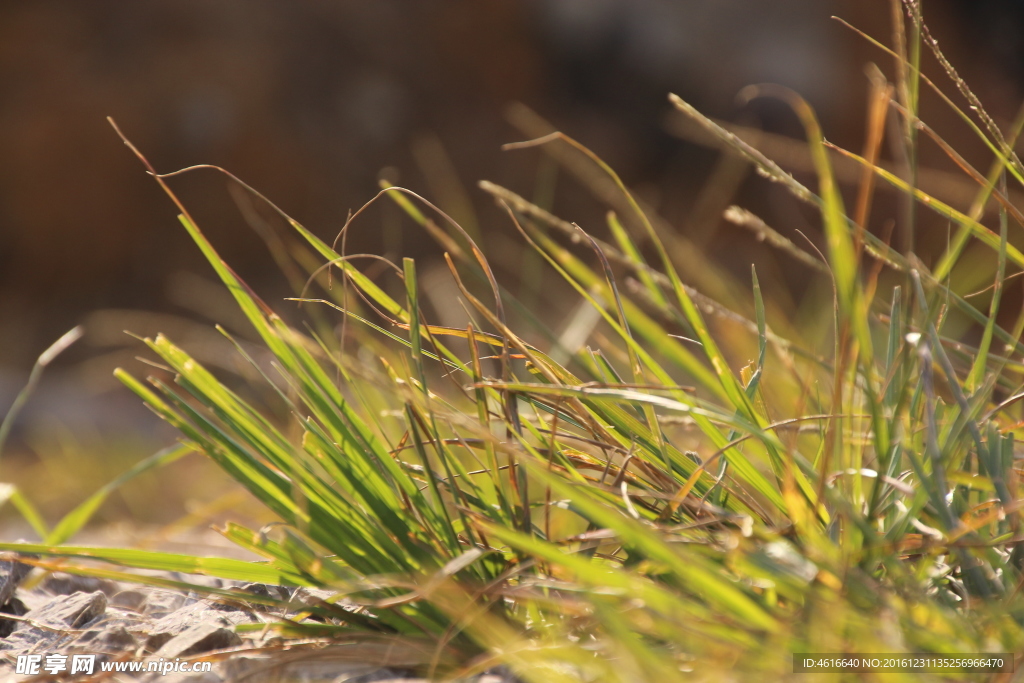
[514,212,725,401]
[0,541,299,585]
[45,443,194,545]
[0,326,84,475]
[383,180,586,376]
[708,266,766,509]
[441,249,748,510]
[885,287,904,411]
[130,160,408,323]
[737,85,868,358]
[739,85,889,497]
[573,222,669,473]
[108,119,286,321]
[606,210,667,308]
[2,488,49,540]
[339,185,520,438]
[918,103,1024,282]
[723,206,828,274]
[502,130,756,421]
[668,94,815,205]
[746,266,768,399]
[484,181,814,368]
[966,183,1008,393]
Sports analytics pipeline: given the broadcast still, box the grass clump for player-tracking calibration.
[4,4,1024,680]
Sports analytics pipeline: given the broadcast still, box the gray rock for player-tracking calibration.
[110,587,149,611]
[0,557,33,610]
[479,666,522,682]
[145,600,255,653]
[0,590,109,655]
[41,572,121,598]
[235,582,291,611]
[0,555,33,605]
[154,622,241,658]
[0,596,27,638]
[71,621,138,652]
[22,590,107,629]
[142,590,194,617]
[289,587,337,607]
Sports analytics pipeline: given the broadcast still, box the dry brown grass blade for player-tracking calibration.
[903,106,1024,230]
[854,65,894,254]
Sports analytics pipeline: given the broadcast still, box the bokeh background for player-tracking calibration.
[1,0,1022,534]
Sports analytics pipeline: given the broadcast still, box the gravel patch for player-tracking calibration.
[0,561,519,682]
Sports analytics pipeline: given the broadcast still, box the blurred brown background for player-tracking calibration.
[1,0,1022,526]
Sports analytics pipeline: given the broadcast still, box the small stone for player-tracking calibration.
[239,583,272,599]
[142,590,194,617]
[478,665,522,682]
[72,621,138,652]
[154,622,241,658]
[145,601,254,653]
[41,572,121,598]
[240,582,290,602]
[289,587,336,607]
[22,590,107,628]
[111,588,149,611]
[0,555,34,605]
[0,592,106,655]
[0,597,27,638]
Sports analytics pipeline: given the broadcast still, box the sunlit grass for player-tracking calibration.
[3,4,1024,680]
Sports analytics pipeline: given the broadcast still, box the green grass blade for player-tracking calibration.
[45,443,193,545]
